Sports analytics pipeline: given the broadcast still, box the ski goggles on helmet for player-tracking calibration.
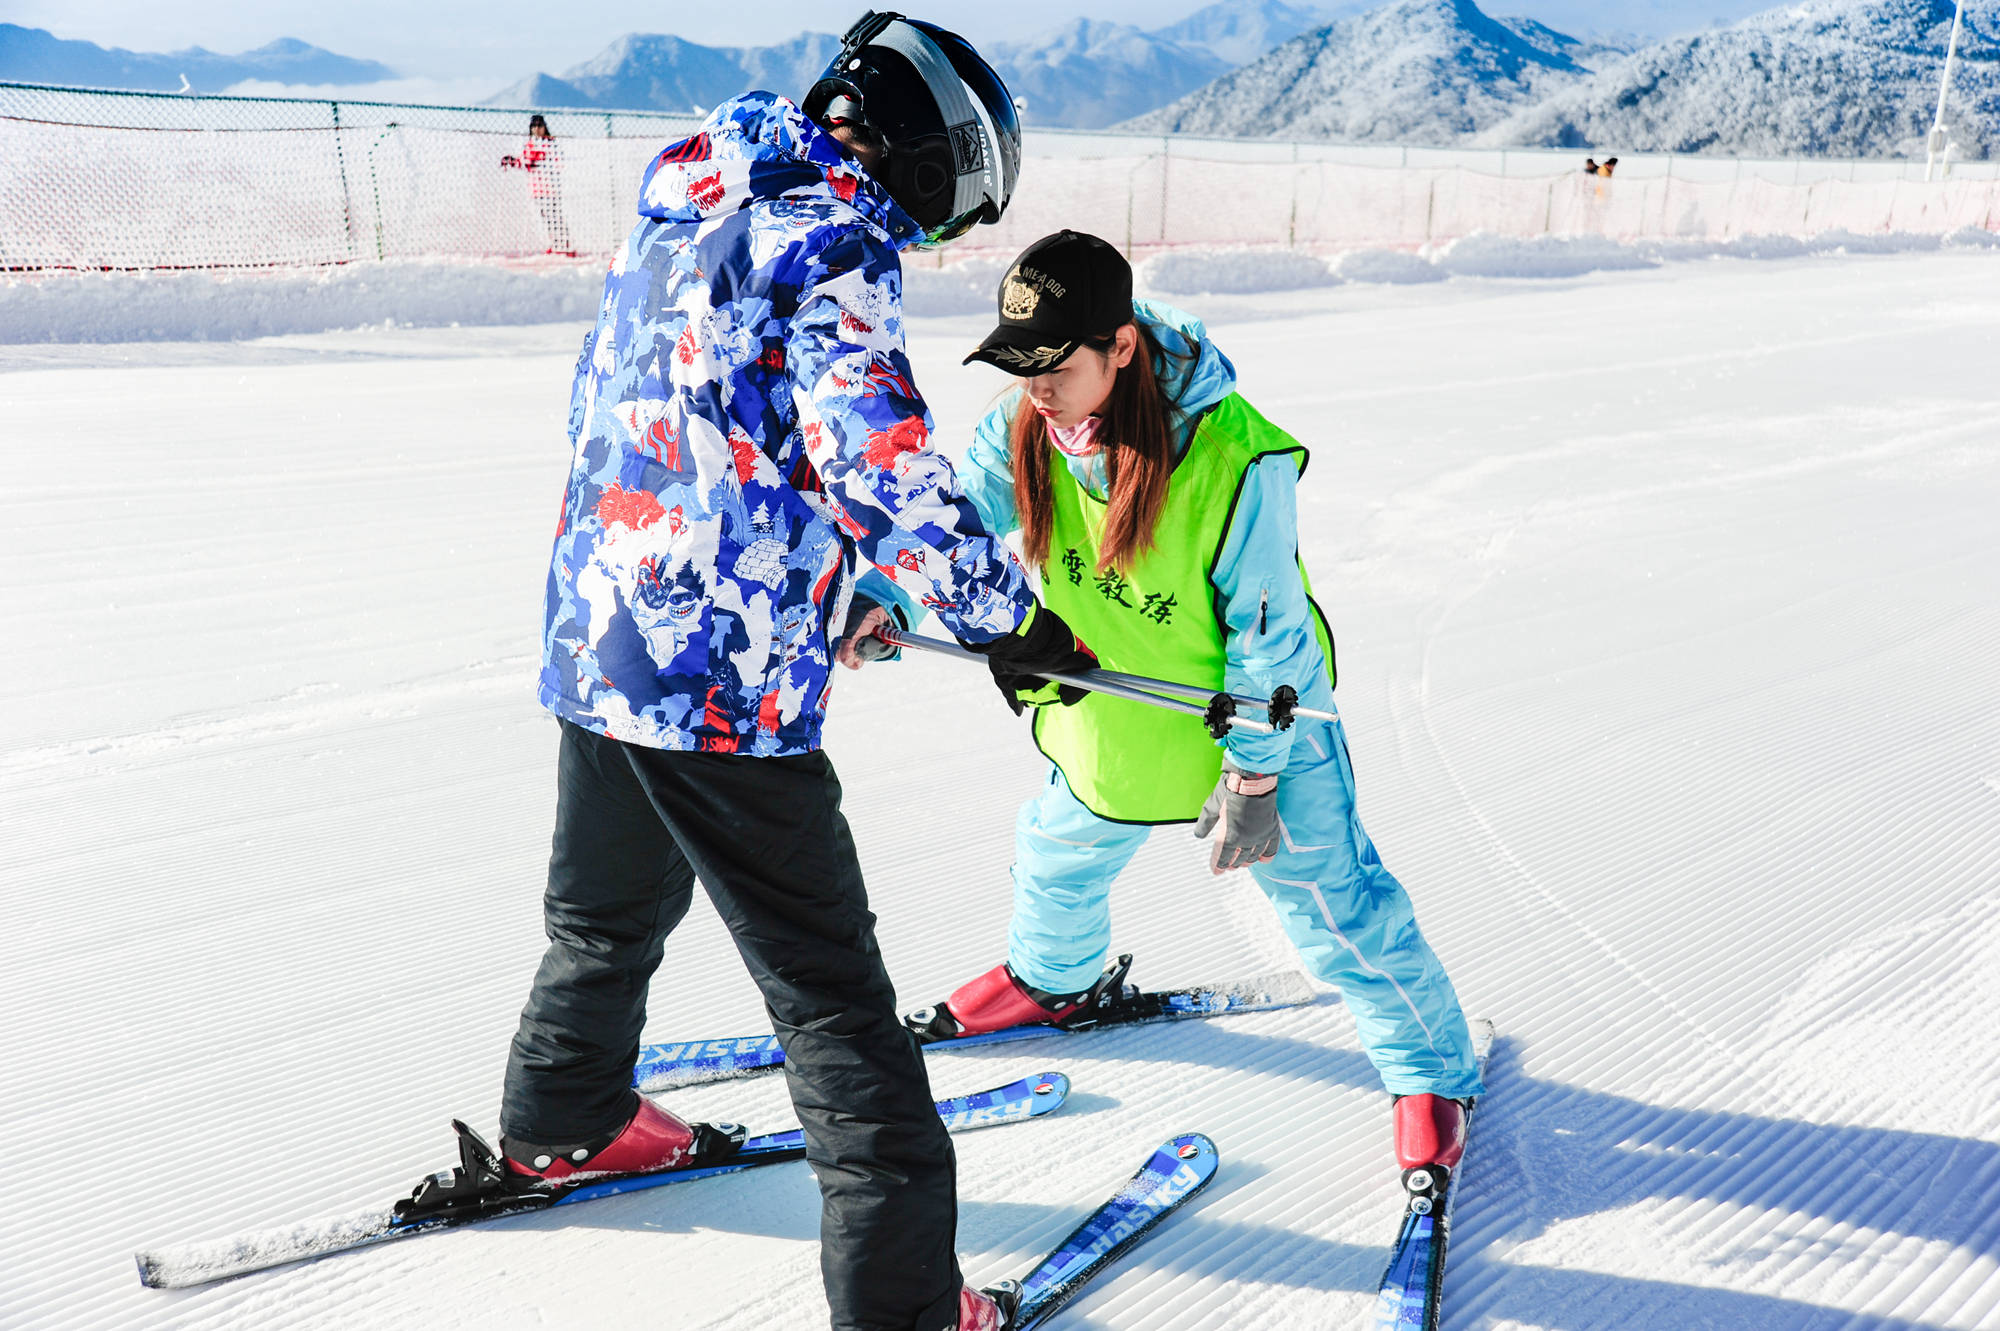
[804,11,1020,247]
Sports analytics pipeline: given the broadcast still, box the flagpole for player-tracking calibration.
[1926,0,1966,182]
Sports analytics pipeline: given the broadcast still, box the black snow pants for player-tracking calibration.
[503,719,962,1331]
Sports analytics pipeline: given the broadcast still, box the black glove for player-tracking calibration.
[965,603,1096,716]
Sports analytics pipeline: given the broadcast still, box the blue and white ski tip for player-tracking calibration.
[632,1033,787,1091]
[938,1071,1072,1131]
[1013,1132,1219,1329]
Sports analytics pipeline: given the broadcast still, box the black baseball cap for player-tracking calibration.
[963,230,1134,375]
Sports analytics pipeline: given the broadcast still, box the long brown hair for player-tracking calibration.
[1012,324,1181,575]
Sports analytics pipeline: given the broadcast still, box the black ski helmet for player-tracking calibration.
[803,11,1021,246]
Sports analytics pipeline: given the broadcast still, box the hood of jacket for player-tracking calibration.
[1060,299,1239,495]
[1137,299,1237,438]
[635,92,923,247]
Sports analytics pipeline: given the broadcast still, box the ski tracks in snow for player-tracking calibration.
[1300,263,2000,1329]
[0,657,536,782]
[8,253,2000,1331]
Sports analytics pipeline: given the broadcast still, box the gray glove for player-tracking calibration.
[835,595,901,668]
[1192,764,1282,873]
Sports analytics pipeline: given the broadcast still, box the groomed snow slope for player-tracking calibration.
[3,251,1999,1330]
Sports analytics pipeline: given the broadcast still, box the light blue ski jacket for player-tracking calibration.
[945,301,1333,774]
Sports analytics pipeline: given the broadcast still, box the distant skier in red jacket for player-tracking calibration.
[501,114,573,255]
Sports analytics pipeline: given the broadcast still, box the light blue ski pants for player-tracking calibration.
[1006,717,1486,1098]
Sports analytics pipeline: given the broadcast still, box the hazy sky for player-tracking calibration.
[11,1,1779,88]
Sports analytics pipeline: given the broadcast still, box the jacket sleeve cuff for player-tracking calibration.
[1223,728,1294,776]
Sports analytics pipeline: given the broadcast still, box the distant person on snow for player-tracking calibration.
[1597,156,1619,178]
[501,113,573,255]
[848,229,1486,1176]
[1582,157,1598,174]
[441,14,1092,1331]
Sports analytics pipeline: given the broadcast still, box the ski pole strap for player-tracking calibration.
[874,627,1276,735]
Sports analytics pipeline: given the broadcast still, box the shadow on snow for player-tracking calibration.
[434,1025,1995,1329]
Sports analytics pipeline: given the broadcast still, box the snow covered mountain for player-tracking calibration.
[1121,0,1993,158]
[986,19,1233,129]
[0,24,395,93]
[1486,0,2000,158]
[487,32,840,113]
[1121,0,1603,141]
[1495,16,1633,70]
[490,4,1337,126]
[1155,0,1353,66]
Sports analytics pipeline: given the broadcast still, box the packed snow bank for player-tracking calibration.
[1141,227,2000,293]
[0,258,605,344]
[0,255,1022,343]
[8,227,1999,343]
[1142,248,1340,294]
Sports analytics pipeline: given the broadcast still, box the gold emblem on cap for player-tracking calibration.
[990,343,1070,371]
[1001,275,1040,321]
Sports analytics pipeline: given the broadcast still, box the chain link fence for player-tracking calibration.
[987,145,2000,258]
[0,83,699,270]
[4,81,1996,272]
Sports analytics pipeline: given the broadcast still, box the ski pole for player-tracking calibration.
[874,627,1278,735]
[1080,666,1339,727]
[873,628,1336,730]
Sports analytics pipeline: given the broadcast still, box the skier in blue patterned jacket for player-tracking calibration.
[538,99,1028,752]
[490,15,1091,1331]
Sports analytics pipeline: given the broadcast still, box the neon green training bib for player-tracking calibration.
[1032,393,1336,824]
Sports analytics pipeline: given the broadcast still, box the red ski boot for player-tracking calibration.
[501,1094,702,1181]
[958,1281,1020,1329]
[1393,1093,1469,1212]
[1393,1093,1468,1170]
[395,1102,743,1225]
[907,957,1130,1042]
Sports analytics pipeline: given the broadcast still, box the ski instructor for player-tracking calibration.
[494,15,1090,1331]
[882,230,1486,1173]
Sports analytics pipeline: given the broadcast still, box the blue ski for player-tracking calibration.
[1371,1020,1496,1331]
[997,1132,1220,1329]
[136,1071,1071,1290]
[573,1070,1069,1197]
[633,961,1316,1092]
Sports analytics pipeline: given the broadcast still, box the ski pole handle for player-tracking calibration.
[875,628,1276,734]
